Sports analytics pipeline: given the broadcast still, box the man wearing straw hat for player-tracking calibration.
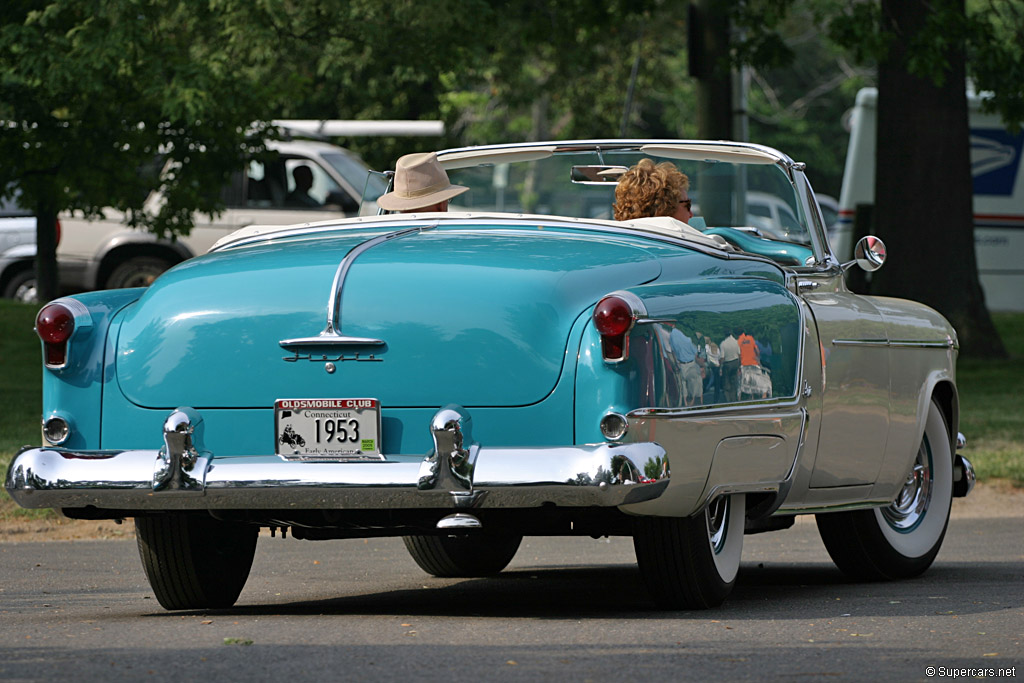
[377,152,468,212]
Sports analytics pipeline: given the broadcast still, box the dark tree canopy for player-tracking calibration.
[0,2,283,299]
[824,0,1023,357]
[2,0,1022,355]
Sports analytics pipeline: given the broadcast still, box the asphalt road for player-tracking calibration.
[0,516,1020,682]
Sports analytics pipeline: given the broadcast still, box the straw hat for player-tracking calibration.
[377,152,468,211]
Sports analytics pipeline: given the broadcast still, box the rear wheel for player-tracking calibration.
[106,256,173,289]
[816,399,953,580]
[633,493,746,609]
[403,533,523,577]
[135,514,258,610]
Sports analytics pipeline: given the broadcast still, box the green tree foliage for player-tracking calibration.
[0,1,282,299]
[210,0,490,169]
[745,4,874,196]
[822,0,1024,128]
[822,0,1023,357]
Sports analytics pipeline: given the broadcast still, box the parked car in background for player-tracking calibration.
[7,139,974,613]
[0,190,51,304]
[56,139,384,291]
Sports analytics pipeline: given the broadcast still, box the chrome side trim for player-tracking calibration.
[832,339,956,349]
[279,223,438,349]
[629,394,802,419]
[888,340,957,349]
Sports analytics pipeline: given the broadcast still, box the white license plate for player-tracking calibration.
[275,398,383,460]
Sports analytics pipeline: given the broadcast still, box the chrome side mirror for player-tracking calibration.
[843,235,887,273]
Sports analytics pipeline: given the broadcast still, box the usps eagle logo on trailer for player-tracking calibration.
[971,129,1024,196]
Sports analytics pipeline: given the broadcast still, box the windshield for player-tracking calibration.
[439,149,810,247]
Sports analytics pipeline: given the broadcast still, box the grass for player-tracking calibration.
[0,299,48,520]
[1,300,1022,521]
[956,313,1024,485]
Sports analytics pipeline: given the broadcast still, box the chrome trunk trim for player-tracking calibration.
[279,222,438,349]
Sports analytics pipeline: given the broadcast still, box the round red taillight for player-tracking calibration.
[36,303,75,344]
[593,296,635,337]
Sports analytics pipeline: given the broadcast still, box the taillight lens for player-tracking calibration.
[594,295,636,361]
[55,218,62,247]
[36,303,75,366]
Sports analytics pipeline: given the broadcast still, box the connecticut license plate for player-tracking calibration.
[274,398,383,460]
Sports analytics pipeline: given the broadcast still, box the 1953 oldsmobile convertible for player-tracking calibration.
[5,140,975,611]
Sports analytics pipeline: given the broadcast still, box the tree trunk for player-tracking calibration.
[34,203,60,305]
[874,0,1006,358]
[690,0,732,141]
[690,0,736,223]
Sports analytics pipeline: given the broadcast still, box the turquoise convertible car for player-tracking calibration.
[6,140,974,611]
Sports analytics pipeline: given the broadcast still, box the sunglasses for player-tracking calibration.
[679,199,692,210]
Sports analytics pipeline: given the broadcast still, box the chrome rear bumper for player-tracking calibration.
[5,405,669,512]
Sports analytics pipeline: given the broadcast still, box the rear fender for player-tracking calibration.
[575,278,804,438]
[41,289,143,449]
[574,279,806,513]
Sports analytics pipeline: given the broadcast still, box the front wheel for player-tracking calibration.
[633,493,746,609]
[2,268,37,303]
[403,533,522,578]
[135,514,258,610]
[816,399,953,581]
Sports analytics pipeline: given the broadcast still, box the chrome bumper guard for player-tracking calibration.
[952,432,975,498]
[5,405,669,512]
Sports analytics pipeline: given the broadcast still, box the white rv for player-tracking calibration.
[833,87,1024,312]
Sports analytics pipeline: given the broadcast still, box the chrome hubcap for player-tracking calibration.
[706,496,729,553]
[14,281,37,304]
[882,442,932,531]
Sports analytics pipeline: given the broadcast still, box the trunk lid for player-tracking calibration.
[114,225,663,408]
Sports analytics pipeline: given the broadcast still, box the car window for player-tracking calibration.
[322,151,388,199]
[778,204,802,233]
[238,157,352,211]
[284,159,342,208]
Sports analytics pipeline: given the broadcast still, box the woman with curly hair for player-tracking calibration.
[613,158,694,223]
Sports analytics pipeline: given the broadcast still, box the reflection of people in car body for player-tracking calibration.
[697,331,722,403]
[719,329,741,402]
[669,327,703,406]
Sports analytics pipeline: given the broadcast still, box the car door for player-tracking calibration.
[786,172,892,489]
[801,281,891,488]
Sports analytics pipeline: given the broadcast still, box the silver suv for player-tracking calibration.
[57,140,383,291]
[0,191,43,303]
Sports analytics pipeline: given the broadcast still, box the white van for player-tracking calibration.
[833,87,1024,312]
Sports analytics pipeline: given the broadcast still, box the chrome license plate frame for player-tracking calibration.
[274,398,383,461]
